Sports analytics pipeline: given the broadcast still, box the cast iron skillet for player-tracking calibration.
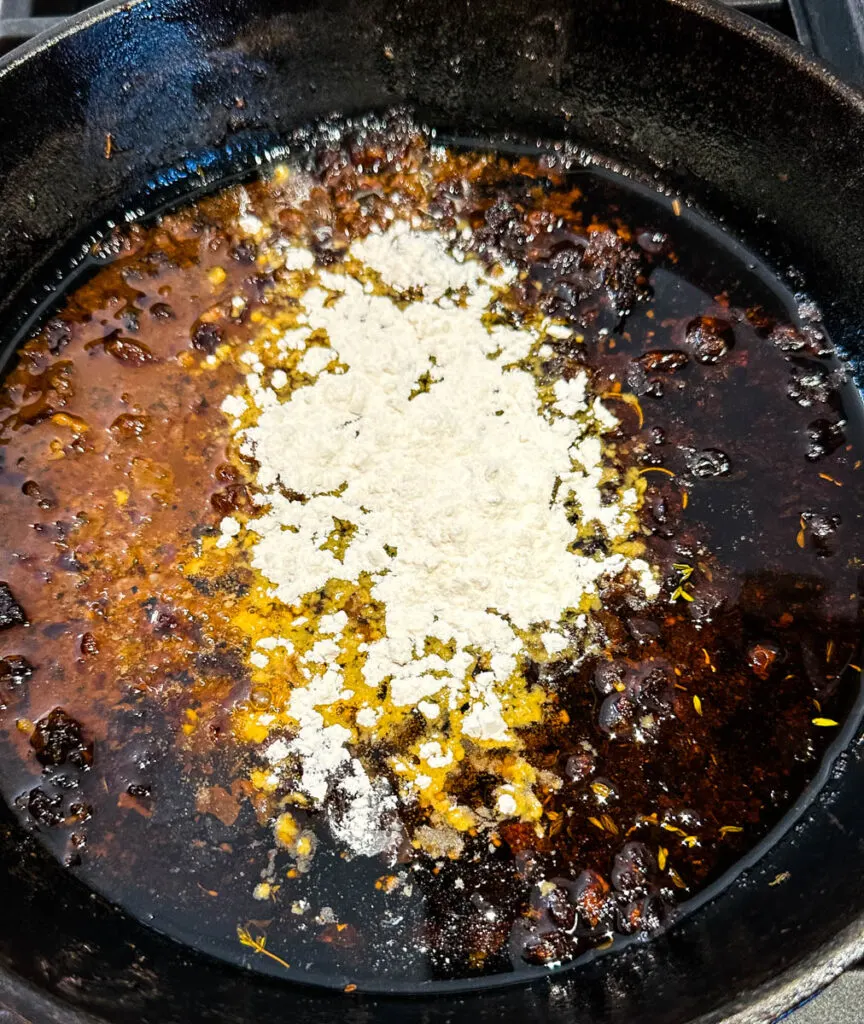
[1,0,864,1021]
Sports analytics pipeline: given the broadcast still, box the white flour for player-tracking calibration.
[223,219,658,857]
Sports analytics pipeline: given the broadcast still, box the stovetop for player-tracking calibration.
[2,0,859,83]
[0,1,862,1022]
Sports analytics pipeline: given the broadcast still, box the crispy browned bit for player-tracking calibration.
[79,632,99,657]
[104,335,158,366]
[110,412,150,439]
[0,655,33,687]
[27,786,65,827]
[191,320,224,353]
[801,508,842,556]
[635,350,689,374]
[747,641,781,680]
[519,935,558,965]
[149,301,176,319]
[684,316,734,365]
[684,447,731,479]
[29,708,93,769]
[0,583,26,630]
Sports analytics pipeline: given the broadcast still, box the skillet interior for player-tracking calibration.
[0,1,864,1021]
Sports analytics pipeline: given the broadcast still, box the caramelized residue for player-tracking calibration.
[0,115,860,987]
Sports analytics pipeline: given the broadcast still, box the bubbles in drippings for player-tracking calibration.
[684,448,732,479]
[684,316,734,365]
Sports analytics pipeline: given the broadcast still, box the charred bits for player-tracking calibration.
[0,655,34,711]
[683,448,732,479]
[0,655,34,688]
[748,641,781,680]
[805,419,845,462]
[0,583,27,630]
[685,316,735,364]
[635,350,689,374]
[191,320,224,354]
[30,708,93,769]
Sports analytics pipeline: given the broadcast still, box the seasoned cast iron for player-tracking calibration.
[1,0,864,1021]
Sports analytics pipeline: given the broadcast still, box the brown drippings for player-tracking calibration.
[0,117,860,988]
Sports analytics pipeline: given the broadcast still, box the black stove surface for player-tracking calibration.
[0,0,862,1022]
[1,0,858,81]
[1,0,863,76]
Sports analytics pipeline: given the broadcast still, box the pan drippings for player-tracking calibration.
[0,117,861,990]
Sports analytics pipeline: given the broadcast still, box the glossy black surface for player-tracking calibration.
[1,1,864,1022]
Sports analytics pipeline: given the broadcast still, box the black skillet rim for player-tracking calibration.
[1,0,864,1021]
